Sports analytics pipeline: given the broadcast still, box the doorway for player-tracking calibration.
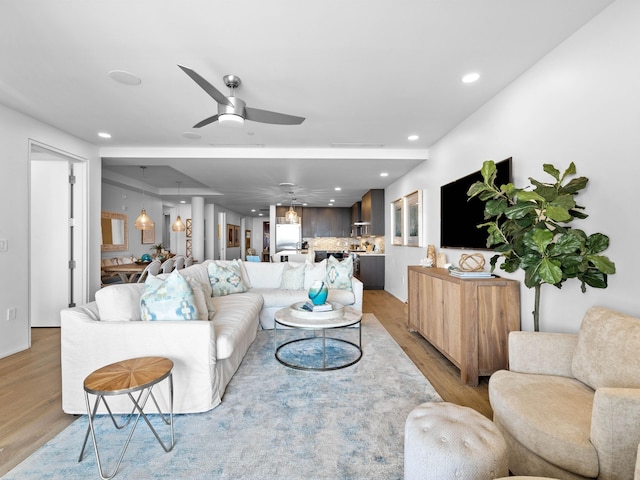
[29,142,88,327]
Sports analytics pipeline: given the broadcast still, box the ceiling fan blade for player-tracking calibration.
[178,64,233,107]
[193,114,219,128]
[245,107,305,125]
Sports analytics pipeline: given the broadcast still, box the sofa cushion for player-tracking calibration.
[279,263,305,290]
[326,256,353,290]
[250,288,310,308]
[208,260,249,297]
[95,283,145,321]
[140,271,205,321]
[304,259,327,289]
[244,261,285,289]
[211,292,263,360]
[572,306,640,390]
[489,370,598,477]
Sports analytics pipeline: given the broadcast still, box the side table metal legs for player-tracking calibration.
[79,373,174,480]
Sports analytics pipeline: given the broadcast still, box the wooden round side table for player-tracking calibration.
[78,356,175,479]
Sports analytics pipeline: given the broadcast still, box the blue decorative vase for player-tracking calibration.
[141,253,152,262]
[308,280,328,305]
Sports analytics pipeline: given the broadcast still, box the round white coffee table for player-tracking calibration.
[274,303,362,371]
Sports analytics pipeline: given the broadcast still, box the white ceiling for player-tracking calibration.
[0,0,614,213]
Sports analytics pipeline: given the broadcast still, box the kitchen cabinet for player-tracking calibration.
[361,189,384,236]
[302,207,350,237]
[407,266,520,386]
[358,255,384,290]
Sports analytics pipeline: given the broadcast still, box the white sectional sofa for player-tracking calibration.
[61,259,362,414]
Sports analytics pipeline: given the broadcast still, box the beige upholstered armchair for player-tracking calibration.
[489,306,640,479]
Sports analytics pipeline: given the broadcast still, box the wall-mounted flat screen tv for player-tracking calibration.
[440,157,512,250]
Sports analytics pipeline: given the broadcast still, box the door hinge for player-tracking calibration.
[69,260,76,269]
[69,174,76,184]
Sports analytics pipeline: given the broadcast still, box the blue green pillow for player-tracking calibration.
[140,270,200,321]
[326,256,353,291]
[207,260,249,297]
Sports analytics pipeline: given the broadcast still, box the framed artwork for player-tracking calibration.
[186,238,192,258]
[227,224,234,247]
[141,224,155,244]
[233,225,240,247]
[186,218,192,238]
[391,198,404,245]
[404,190,423,247]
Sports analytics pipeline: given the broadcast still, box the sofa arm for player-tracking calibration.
[591,388,640,480]
[61,306,218,414]
[351,276,363,312]
[508,331,577,377]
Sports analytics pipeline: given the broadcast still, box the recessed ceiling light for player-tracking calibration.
[279,182,295,187]
[462,72,480,83]
[380,172,389,177]
[330,199,335,203]
[251,209,256,212]
[276,202,282,206]
[408,135,419,141]
[258,213,263,216]
[108,70,142,86]
[328,203,334,206]
[302,203,308,206]
[98,132,111,139]
[180,200,186,204]
[334,187,341,191]
[182,132,201,140]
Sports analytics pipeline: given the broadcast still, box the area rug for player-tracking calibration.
[4,314,441,479]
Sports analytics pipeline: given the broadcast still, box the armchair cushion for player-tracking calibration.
[489,370,598,477]
[572,306,640,390]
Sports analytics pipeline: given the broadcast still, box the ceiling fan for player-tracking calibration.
[178,64,305,128]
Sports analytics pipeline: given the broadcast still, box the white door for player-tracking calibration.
[30,144,87,327]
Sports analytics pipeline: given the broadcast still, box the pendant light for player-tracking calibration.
[172,181,186,232]
[285,198,299,224]
[134,166,155,231]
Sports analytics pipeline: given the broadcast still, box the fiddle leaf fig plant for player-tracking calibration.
[467,161,616,331]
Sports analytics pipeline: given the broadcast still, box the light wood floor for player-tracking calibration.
[0,290,491,477]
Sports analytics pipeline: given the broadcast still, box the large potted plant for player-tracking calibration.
[467,161,616,331]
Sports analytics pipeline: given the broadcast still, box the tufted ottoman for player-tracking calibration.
[404,402,508,480]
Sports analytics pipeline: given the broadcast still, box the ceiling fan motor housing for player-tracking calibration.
[218,96,246,118]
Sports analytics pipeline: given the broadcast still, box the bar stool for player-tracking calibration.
[79,356,175,479]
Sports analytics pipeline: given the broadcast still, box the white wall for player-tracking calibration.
[386,0,639,333]
[0,103,100,359]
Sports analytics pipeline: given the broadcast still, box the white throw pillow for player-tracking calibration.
[244,262,285,289]
[181,274,214,319]
[140,270,204,321]
[95,283,145,321]
[304,259,327,290]
[279,263,306,290]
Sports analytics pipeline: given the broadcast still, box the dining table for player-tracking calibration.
[101,262,149,283]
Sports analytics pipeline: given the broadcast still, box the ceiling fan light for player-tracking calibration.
[135,209,155,230]
[172,215,186,232]
[219,113,244,128]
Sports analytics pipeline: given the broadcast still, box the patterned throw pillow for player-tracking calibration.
[140,270,202,321]
[207,259,249,297]
[326,256,353,291]
[279,263,306,290]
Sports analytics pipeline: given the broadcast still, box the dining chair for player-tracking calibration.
[172,255,186,270]
[134,259,162,283]
[160,258,175,274]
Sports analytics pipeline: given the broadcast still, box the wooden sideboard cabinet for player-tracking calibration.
[407,266,520,386]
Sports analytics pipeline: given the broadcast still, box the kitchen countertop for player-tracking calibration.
[355,252,385,256]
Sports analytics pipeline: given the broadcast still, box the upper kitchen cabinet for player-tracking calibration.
[361,189,385,236]
[302,207,350,237]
